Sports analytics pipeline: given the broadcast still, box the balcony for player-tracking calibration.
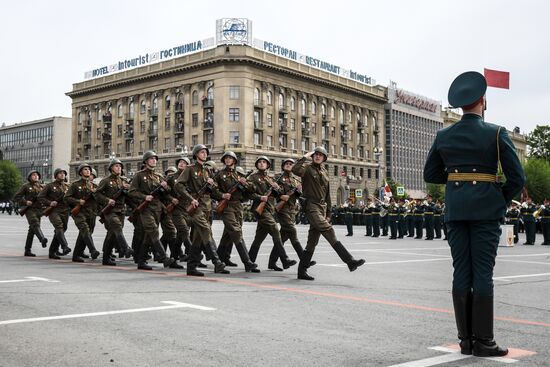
[102,113,112,123]
[302,128,311,137]
[174,123,184,135]
[254,99,265,108]
[124,113,134,122]
[82,136,91,146]
[174,102,184,113]
[279,125,288,134]
[254,121,264,130]
[124,132,134,140]
[203,118,214,130]
[373,124,379,133]
[278,104,289,113]
[148,128,158,136]
[83,119,92,127]
[149,109,159,117]
[102,133,111,142]
[202,98,214,108]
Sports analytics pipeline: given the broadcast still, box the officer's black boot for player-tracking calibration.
[48,234,61,259]
[472,295,508,357]
[82,233,100,260]
[204,241,230,274]
[273,239,296,269]
[292,240,316,267]
[72,233,86,262]
[180,238,191,262]
[102,235,116,266]
[248,241,260,263]
[186,245,204,277]
[34,227,48,248]
[297,249,315,281]
[55,229,71,256]
[452,290,473,355]
[24,229,35,256]
[332,241,365,272]
[235,240,260,273]
[268,246,283,271]
[114,230,133,258]
[151,239,175,268]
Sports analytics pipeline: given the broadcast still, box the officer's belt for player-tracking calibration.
[523,213,533,216]
[510,218,518,220]
[543,216,550,218]
[447,173,497,182]
[388,213,398,216]
[414,214,424,216]
[424,212,434,215]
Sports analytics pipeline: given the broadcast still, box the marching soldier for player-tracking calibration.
[397,199,407,238]
[175,144,228,276]
[214,151,259,272]
[424,71,524,356]
[128,151,175,270]
[65,163,101,262]
[540,198,550,246]
[158,166,184,269]
[268,158,316,270]
[423,195,435,240]
[292,146,365,280]
[38,168,71,259]
[94,159,133,266]
[505,202,521,244]
[247,156,296,271]
[13,170,48,256]
[520,197,537,245]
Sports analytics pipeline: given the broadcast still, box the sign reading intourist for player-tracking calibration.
[83,18,375,86]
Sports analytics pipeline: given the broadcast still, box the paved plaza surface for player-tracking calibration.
[0,214,548,366]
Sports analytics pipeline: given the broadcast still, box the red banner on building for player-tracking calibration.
[484,68,510,89]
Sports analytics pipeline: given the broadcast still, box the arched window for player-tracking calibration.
[321,104,326,116]
[278,93,284,109]
[339,109,344,124]
[152,98,158,114]
[267,91,273,105]
[206,87,214,101]
[356,113,361,124]
[140,100,146,114]
[300,99,306,115]
[330,106,335,119]
[129,102,134,118]
[348,111,352,123]
[290,97,296,111]
[312,102,317,115]
[192,91,198,105]
[254,88,260,104]
[364,114,369,127]
[117,104,123,117]
[165,95,171,110]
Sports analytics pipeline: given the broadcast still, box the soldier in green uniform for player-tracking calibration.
[214,151,259,272]
[247,156,296,271]
[128,151,176,270]
[269,158,316,270]
[434,200,443,239]
[407,200,416,237]
[175,144,228,276]
[292,147,365,280]
[371,199,381,237]
[520,198,537,245]
[397,198,406,238]
[423,195,435,240]
[505,203,520,244]
[94,159,133,266]
[38,168,71,259]
[65,163,101,262]
[424,71,524,357]
[540,199,550,245]
[414,200,424,239]
[344,198,354,236]
[363,198,373,236]
[157,166,184,269]
[13,170,48,256]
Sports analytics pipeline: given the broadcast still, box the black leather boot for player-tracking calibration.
[235,239,260,272]
[472,294,508,357]
[24,229,35,256]
[34,227,48,248]
[297,249,315,280]
[102,254,116,266]
[84,234,100,259]
[55,229,71,255]
[203,240,230,274]
[115,230,133,258]
[273,238,296,269]
[292,240,316,267]
[187,245,204,276]
[48,235,61,259]
[452,290,472,355]
[137,262,153,270]
[150,239,175,268]
[332,241,365,272]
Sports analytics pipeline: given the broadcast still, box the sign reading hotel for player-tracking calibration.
[84,18,374,86]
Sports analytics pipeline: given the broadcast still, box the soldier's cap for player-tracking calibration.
[27,170,41,180]
[448,71,487,108]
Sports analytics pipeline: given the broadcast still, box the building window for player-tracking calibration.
[206,87,214,101]
[192,113,198,127]
[348,111,352,123]
[140,121,145,133]
[229,131,240,144]
[334,165,338,176]
[267,91,273,105]
[140,100,146,114]
[117,104,123,117]
[290,97,296,111]
[312,102,317,115]
[267,135,273,147]
[278,93,284,109]
[290,118,295,131]
[164,137,171,150]
[129,102,135,118]
[254,132,262,145]
[139,140,145,153]
[165,95,171,111]
[331,145,336,155]
[192,91,198,105]
[229,108,240,122]
[321,104,326,116]
[192,134,198,146]
[301,99,306,115]
[152,98,158,114]
[117,125,123,137]
[164,117,170,130]
[339,109,344,124]
[267,113,273,127]
[290,138,296,150]
[331,106,335,119]
[254,111,261,128]
[229,86,240,100]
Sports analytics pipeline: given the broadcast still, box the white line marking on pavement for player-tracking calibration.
[364,258,450,265]
[0,301,215,326]
[500,259,550,266]
[0,276,60,284]
[386,353,471,366]
[494,272,550,281]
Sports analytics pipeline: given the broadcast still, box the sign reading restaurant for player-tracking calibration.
[84,18,375,86]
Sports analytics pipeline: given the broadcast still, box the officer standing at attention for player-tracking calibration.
[424,71,524,357]
[292,146,365,280]
[520,197,537,245]
[13,170,49,256]
[38,168,72,259]
[344,197,354,236]
[423,195,435,240]
[539,198,550,246]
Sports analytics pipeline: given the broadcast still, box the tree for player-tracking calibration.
[0,160,22,200]
[523,158,550,203]
[526,125,550,162]
[426,183,445,202]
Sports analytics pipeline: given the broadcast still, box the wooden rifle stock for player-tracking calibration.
[275,187,300,212]
[99,189,126,223]
[128,185,165,223]
[216,171,253,215]
[42,205,55,217]
[255,174,284,216]
[19,202,33,216]
[185,169,223,215]
[71,193,93,217]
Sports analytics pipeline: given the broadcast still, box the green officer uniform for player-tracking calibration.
[540,202,550,245]
[520,202,537,245]
[38,168,71,258]
[424,71,524,357]
[13,170,48,255]
[423,199,435,240]
[363,201,373,236]
[292,147,365,281]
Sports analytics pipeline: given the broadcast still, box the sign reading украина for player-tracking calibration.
[83,18,375,86]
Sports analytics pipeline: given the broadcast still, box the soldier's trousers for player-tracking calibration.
[160,211,179,258]
[269,210,304,263]
[171,207,192,254]
[446,220,500,296]
[415,217,424,238]
[47,208,69,253]
[424,215,434,239]
[372,215,380,237]
[389,217,397,238]
[398,217,406,238]
[381,216,388,236]
[345,214,353,235]
[523,220,536,244]
[72,210,97,256]
[511,220,519,243]
[542,222,550,245]
[365,216,372,236]
[24,208,43,249]
[102,211,128,257]
[407,216,415,237]
[217,202,243,260]
[136,204,167,263]
[248,210,289,264]
[434,215,442,238]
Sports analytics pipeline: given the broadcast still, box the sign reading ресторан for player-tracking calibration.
[84,39,215,79]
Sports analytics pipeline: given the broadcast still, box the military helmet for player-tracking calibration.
[90,168,98,178]
[221,151,238,163]
[192,144,209,159]
[313,146,328,162]
[281,158,295,169]
[165,166,177,175]
[204,160,217,170]
[255,155,271,169]
[175,155,191,166]
[108,159,123,172]
[236,166,246,176]
[27,170,41,181]
[54,168,67,178]
[77,163,92,174]
[142,150,158,163]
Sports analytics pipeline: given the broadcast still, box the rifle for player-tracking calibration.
[98,188,128,224]
[42,205,55,217]
[128,184,166,223]
[71,192,94,217]
[255,174,284,216]
[185,169,223,215]
[215,170,253,215]
[275,184,302,212]
[19,201,34,216]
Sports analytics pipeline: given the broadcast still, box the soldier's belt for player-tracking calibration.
[415,214,424,216]
[424,212,434,215]
[388,213,398,216]
[447,173,497,182]
[523,213,533,216]
[543,216,550,218]
[510,218,518,220]
[434,214,441,217]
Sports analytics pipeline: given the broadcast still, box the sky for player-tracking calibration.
[0,0,548,134]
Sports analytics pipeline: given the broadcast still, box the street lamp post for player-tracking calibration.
[42,159,49,183]
[373,146,383,200]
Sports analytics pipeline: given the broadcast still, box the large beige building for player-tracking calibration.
[67,36,387,204]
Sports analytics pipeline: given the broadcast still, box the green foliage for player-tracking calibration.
[523,158,550,203]
[426,183,445,202]
[526,125,550,162]
[0,160,22,200]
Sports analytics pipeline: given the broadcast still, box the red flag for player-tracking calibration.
[384,180,393,198]
[484,68,510,89]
